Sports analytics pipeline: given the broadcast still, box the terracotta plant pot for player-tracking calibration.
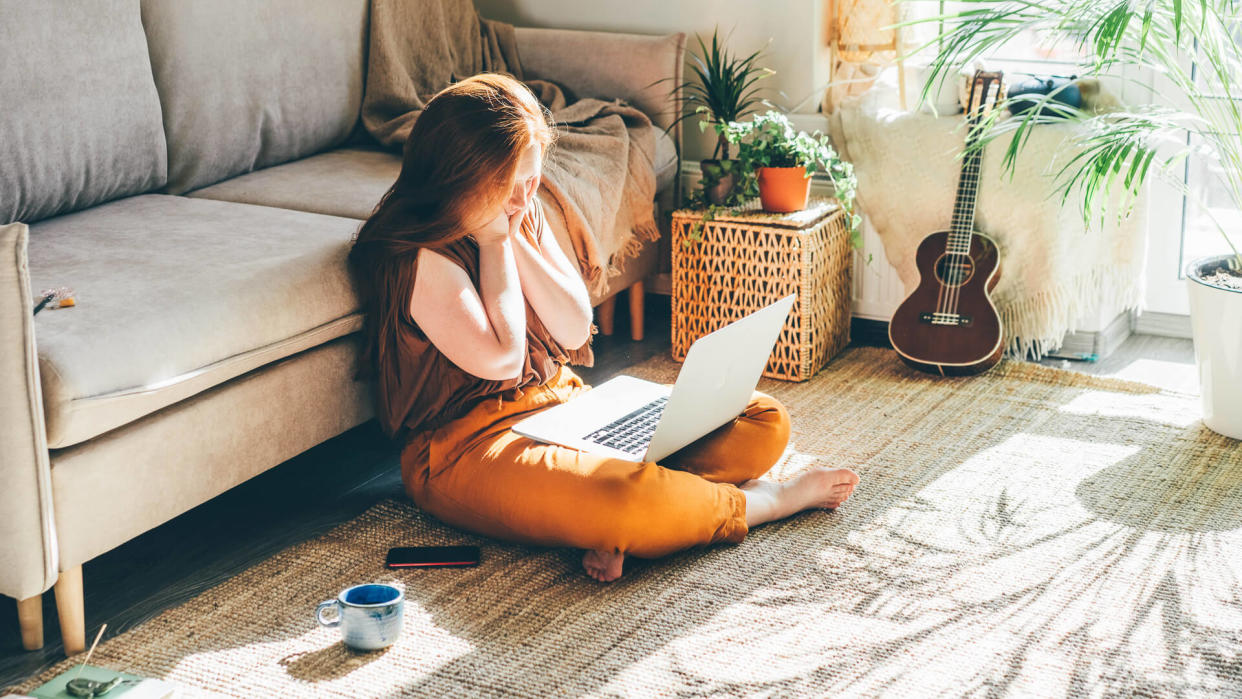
[758,166,811,213]
[700,159,738,206]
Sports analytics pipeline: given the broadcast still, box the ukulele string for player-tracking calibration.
[940,73,992,323]
[948,89,973,320]
[952,212,962,315]
[949,231,961,317]
[942,169,968,318]
[951,146,980,317]
[953,231,967,316]
[948,150,975,318]
[933,225,953,315]
[951,85,986,319]
[955,78,996,318]
[950,165,968,315]
[935,227,950,317]
[951,229,967,314]
[935,250,948,317]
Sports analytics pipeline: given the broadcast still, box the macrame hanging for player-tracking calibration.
[822,0,910,114]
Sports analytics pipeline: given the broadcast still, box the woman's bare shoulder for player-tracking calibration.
[415,243,474,276]
[411,246,473,307]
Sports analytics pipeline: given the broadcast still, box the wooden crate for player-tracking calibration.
[671,198,852,381]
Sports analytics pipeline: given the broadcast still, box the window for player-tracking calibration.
[1142,27,1242,316]
[1177,30,1242,275]
[1182,135,1240,267]
[914,3,1087,69]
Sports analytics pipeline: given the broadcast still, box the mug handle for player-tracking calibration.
[316,600,341,628]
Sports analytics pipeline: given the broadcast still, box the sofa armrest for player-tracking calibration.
[0,223,57,601]
[515,27,686,144]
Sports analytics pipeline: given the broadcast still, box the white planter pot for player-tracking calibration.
[1186,254,1242,439]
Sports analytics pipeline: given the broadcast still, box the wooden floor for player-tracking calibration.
[0,297,1196,688]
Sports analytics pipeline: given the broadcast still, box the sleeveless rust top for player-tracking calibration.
[375,198,594,441]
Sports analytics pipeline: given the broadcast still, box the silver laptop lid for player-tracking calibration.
[644,294,796,462]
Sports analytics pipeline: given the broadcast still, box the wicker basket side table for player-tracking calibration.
[671,197,852,381]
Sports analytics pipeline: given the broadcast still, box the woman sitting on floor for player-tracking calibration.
[348,73,860,582]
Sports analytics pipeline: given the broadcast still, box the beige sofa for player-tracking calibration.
[0,0,684,655]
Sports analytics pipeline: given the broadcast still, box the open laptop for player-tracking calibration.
[512,294,796,462]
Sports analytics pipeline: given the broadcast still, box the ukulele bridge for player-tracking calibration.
[919,312,973,327]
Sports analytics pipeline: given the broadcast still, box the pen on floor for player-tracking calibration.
[32,291,55,315]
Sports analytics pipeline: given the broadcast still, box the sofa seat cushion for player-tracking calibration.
[28,195,363,448]
[187,131,680,221]
[189,148,402,220]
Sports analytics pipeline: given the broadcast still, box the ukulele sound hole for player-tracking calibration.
[934,253,975,287]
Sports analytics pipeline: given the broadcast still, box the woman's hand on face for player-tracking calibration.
[474,163,538,246]
[472,204,526,246]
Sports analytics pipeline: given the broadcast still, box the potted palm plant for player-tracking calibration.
[916,0,1242,439]
[665,28,773,205]
[722,111,860,221]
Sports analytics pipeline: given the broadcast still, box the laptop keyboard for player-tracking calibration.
[583,397,668,457]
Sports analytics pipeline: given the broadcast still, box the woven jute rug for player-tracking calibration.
[11,348,1242,698]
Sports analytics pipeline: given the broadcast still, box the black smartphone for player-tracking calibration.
[385,545,480,568]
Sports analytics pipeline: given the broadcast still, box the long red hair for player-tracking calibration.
[349,73,554,383]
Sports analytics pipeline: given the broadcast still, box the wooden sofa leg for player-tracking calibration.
[54,565,85,655]
[629,281,644,342]
[16,595,43,651]
[596,295,616,336]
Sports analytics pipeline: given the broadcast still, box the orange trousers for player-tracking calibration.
[400,365,791,558]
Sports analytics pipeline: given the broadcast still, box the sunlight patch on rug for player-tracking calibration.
[1058,388,1201,427]
[1106,357,1200,394]
[159,593,477,695]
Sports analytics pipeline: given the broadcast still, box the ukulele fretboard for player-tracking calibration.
[947,137,983,255]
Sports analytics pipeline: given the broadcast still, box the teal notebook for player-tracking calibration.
[30,666,175,699]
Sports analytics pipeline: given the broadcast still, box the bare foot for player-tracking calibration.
[741,467,861,527]
[582,548,625,582]
[797,467,861,510]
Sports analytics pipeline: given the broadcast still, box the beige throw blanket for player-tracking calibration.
[830,100,1147,358]
[362,0,658,295]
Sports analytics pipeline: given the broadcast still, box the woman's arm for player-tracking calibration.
[410,225,527,382]
[511,200,593,349]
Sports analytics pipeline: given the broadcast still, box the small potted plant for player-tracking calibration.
[663,28,773,205]
[725,111,859,216]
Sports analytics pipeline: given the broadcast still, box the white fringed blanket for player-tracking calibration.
[830,101,1147,358]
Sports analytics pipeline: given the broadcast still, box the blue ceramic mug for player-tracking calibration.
[316,583,404,651]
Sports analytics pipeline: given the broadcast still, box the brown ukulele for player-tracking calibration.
[889,70,1006,376]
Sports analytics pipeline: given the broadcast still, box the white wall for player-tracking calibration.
[474,0,831,160]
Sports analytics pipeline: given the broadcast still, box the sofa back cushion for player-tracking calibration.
[140,0,370,194]
[0,0,168,224]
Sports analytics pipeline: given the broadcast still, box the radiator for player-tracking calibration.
[848,215,906,321]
